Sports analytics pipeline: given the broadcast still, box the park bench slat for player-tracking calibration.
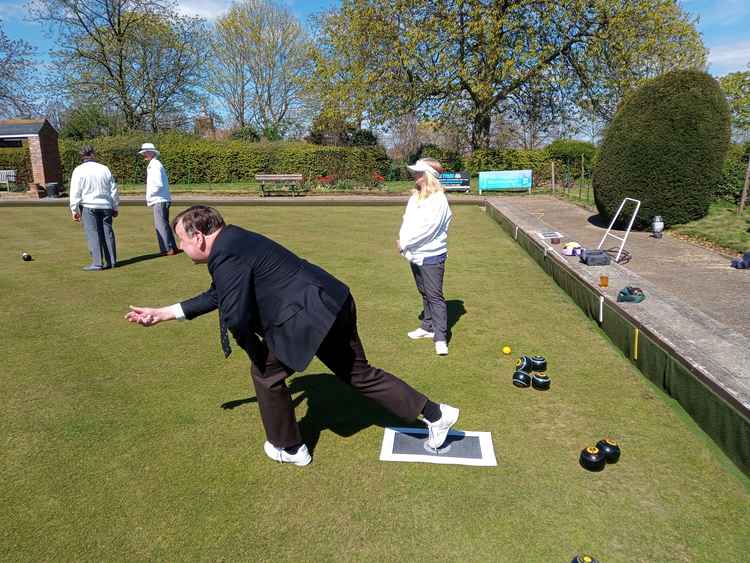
[254,173,307,197]
[0,169,17,190]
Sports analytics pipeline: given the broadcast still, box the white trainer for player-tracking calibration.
[424,404,460,449]
[263,441,312,466]
[408,328,435,340]
[435,341,449,355]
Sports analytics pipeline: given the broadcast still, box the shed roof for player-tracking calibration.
[0,119,52,137]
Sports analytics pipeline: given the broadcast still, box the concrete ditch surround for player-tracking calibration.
[484,197,749,418]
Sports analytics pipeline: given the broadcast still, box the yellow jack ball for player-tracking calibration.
[502,345,512,355]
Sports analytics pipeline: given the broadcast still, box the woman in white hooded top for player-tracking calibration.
[398,158,453,356]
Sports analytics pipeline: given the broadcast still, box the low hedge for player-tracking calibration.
[715,142,750,204]
[546,139,598,179]
[465,148,551,183]
[0,146,32,186]
[59,133,390,185]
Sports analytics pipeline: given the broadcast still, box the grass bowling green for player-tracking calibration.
[1,204,748,561]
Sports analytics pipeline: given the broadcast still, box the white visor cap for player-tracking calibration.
[406,159,440,179]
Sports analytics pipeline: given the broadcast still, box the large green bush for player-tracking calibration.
[0,146,32,186]
[59,133,390,185]
[593,70,731,227]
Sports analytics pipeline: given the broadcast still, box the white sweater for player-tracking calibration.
[146,158,171,206]
[398,191,452,265]
[69,161,119,212]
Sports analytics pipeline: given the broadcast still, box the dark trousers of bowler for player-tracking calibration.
[152,202,177,253]
[249,294,428,448]
[81,206,117,268]
[410,260,447,342]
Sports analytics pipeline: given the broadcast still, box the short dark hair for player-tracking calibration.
[172,205,225,236]
[79,145,95,158]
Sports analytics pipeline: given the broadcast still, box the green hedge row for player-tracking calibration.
[0,146,32,185]
[546,139,598,179]
[716,142,750,204]
[57,133,390,185]
[465,148,552,183]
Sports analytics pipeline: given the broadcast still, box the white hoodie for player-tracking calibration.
[398,191,452,265]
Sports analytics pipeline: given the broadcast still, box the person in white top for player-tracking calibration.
[69,145,119,270]
[139,142,178,256]
[398,158,453,356]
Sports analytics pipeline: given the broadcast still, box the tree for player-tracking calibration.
[208,0,311,135]
[315,0,706,150]
[719,68,750,142]
[31,0,205,131]
[129,14,206,131]
[306,110,378,146]
[59,103,124,139]
[0,20,36,118]
[568,0,706,121]
[593,70,730,228]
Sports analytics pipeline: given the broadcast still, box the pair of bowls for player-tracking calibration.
[579,439,621,471]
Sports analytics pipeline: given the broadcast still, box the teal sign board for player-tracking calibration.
[478,170,532,194]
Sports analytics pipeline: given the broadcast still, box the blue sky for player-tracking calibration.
[1,0,748,76]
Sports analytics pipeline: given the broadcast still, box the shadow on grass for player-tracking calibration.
[290,373,406,454]
[217,373,409,454]
[221,397,257,410]
[116,252,164,268]
[447,299,466,337]
[418,298,466,343]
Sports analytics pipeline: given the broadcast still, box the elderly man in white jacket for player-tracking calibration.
[69,145,119,270]
[139,142,178,256]
[398,158,453,355]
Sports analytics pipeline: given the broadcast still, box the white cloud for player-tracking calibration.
[707,40,750,74]
[174,0,233,20]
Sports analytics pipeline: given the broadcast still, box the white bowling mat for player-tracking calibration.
[379,427,497,466]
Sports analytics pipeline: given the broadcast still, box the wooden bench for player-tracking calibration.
[0,169,16,191]
[255,174,307,197]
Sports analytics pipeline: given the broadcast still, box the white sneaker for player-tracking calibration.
[263,441,312,466]
[435,341,449,355]
[408,328,435,340]
[424,404,460,449]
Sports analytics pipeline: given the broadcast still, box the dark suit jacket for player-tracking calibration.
[180,225,350,372]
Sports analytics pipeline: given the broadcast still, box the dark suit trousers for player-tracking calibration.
[250,294,429,448]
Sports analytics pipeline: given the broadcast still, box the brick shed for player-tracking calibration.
[0,119,62,197]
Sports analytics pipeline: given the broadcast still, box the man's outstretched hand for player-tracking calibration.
[125,306,174,327]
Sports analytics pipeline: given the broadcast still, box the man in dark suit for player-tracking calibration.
[126,205,459,466]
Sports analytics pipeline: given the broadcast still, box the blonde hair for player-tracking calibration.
[414,158,444,199]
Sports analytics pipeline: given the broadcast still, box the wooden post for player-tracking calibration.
[551,161,556,193]
[739,157,750,215]
[581,154,585,180]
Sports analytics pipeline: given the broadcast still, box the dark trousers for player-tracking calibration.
[410,260,448,341]
[249,295,429,448]
[81,207,117,268]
